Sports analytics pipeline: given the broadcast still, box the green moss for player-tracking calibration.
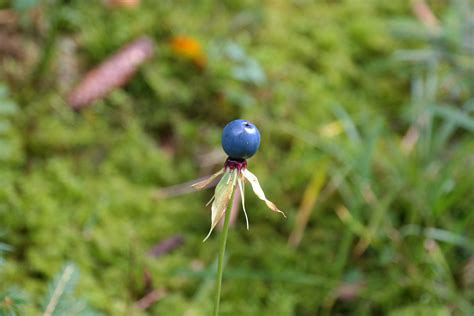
[1,0,473,315]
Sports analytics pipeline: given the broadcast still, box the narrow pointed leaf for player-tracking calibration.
[238,176,249,230]
[203,170,236,241]
[192,169,224,190]
[242,169,285,217]
[206,195,215,206]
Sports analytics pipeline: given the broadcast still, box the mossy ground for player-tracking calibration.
[1,0,473,315]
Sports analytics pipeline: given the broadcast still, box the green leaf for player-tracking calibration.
[432,105,474,131]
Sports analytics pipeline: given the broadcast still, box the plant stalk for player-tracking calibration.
[213,200,233,316]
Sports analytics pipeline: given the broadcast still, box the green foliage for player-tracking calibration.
[41,263,101,316]
[0,287,26,316]
[0,237,24,315]
[0,85,22,166]
[0,0,473,315]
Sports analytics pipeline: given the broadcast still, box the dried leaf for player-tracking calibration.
[68,36,154,110]
[191,169,224,190]
[288,162,328,247]
[106,0,141,9]
[238,176,249,230]
[217,183,241,229]
[412,0,440,34]
[336,282,365,301]
[203,170,236,242]
[135,289,167,312]
[462,257,474,288]
[148,235,184,258]
[242,169,285,217]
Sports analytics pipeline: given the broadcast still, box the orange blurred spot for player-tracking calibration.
[170,36,206,68]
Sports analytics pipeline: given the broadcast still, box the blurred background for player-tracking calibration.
[1,0,473,315]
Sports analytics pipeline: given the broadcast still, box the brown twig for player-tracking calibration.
[411,0,441,34]
[135,289,167,312]
[148,235,184,258]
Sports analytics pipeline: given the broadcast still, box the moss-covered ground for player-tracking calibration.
[1,0,473,315]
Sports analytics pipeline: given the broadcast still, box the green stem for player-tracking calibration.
[213,201,232,316]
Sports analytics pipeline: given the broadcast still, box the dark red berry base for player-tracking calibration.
[224,157,247,171]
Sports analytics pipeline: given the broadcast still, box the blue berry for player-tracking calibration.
[221,119,261,160]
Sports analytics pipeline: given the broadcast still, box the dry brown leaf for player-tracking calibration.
[68,36,154,110]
